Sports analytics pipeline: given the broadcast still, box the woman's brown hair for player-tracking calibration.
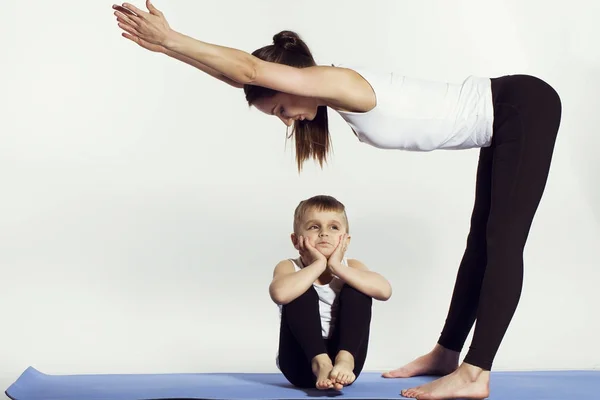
[243,31,331,172]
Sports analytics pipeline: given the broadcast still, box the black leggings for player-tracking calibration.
[278,284,372,388]
[438,75,562,370]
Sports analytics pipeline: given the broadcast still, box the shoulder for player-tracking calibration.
[326,65,378,113]
[273,259,297,276]
[346,258,369,271]
[251,61,376,113]
[328,65,377,110]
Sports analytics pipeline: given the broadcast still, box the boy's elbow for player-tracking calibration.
[378,284,392,301]
[382,290,392,301]
[271,293,289,305]
[269,285,290,305]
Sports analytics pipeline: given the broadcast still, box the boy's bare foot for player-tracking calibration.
[382,344,459,378]
[311,354,335,390]
[400,362,490,399]
[329,350,355,390]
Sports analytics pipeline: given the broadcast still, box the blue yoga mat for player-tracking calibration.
[5,366,600,400]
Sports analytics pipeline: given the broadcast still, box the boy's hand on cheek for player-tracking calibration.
[328,234,349,273]
[299,236,327,267]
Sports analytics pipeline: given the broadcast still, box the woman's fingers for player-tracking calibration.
[121,32,140,44]
[145,0,162,16]
[113,5,145,29]
[115,13,139,28]
[113,4,137,17]
[121,2,149,18]
[118,22,140,37]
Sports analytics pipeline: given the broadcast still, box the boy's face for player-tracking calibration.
[292,208,348,258]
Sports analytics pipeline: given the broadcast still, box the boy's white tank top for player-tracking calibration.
[278,258,345,338]
[275,258,345,369]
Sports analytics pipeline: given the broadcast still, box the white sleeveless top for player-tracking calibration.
[278,257,345,338]
[335,65,495,151]
[275,258,345,370]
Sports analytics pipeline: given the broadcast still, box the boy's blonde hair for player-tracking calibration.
[293,195,349,233]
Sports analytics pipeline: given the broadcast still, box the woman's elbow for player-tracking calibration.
[240,54,259,86]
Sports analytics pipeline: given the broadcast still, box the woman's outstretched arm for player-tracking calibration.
[112,1,375,111]
[114,5,242,88]
[162,48,244,88]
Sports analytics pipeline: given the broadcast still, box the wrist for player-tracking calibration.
[161,28,182,50]
[311,259,327,271]
[327,260,344,273]
[300,255,326,270]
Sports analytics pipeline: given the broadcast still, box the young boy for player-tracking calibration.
[270,195,392,391]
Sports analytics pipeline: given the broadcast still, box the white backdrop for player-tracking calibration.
[2,0,599,396]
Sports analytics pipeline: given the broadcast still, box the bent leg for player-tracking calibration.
[328,284,373,386]
[278,287,330,388]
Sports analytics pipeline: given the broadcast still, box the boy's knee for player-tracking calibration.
[341,284,373,304]
[284,287,319,310]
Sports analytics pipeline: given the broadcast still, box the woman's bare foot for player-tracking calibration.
[400,362,490,400]
[382,344,459,378]
[311,354,335,390]
[329,350,356,390]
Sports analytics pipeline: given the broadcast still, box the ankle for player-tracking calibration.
[458,362,485,381]
[312,353,333,367]
[432,344,460,359]
[335,350,355,364]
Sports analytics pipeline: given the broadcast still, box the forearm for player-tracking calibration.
[269,261,326,305]
[163,30,256,86]
[331,263,392,301]
[161,47,243,88]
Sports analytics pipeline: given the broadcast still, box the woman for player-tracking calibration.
[112,2,562,399]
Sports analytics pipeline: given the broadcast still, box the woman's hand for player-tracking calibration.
[113,0,172,47]
[120,32,165,53]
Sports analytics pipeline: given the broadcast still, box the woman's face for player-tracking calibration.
[253,92,319,126]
